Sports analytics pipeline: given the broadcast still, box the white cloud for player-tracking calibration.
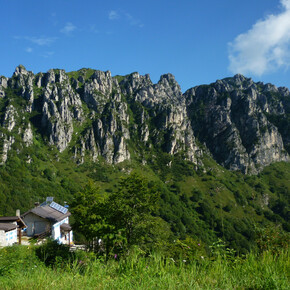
[108,10,119,20]
[228,0,290,76]
[14,36,57,46]
[108,10,143,28]
[282,0,290,9]
[125,13,144,28]
[41,51,54,58]
[60,22,76,35]
[25,47,33,53]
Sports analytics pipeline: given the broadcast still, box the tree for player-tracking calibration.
[70,181,113,249]
[106,172,160,246]
[71,172,164,255]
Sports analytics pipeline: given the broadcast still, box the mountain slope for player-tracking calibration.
[0,65,289,252]
[0,66,288,173]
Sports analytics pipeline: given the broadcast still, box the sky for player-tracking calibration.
[1,0,290,92]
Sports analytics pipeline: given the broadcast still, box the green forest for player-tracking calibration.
[0,141,289,255]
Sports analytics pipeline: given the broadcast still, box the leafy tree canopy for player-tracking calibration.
[71,172,167,255]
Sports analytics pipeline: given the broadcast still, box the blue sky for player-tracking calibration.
[1,0,290,91]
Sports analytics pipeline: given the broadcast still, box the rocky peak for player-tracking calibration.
[159,73,179,86]
[233,73,247,83]
[158,73,182,97]
[120,72,152,95]
[13,65,29,77]
[10,65,34,90]
[44,69,56,85]
[0,76,8,88]
[0,65,288,173]
[185,75,289,173]
[263,83,278,93]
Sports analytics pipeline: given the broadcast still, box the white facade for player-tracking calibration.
[22,201,73,245]
[52,217,73,245]
[0,228,17,247]
[23,213,73,245]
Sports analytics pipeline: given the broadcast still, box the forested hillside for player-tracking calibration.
[0,65,289,253]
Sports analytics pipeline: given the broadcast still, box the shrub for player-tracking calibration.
[255,225,289,254]
[157,236,207,263]
[35,239,74,267]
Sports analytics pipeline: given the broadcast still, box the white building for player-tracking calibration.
[0,216,27,247]
[22,199,73,245]
[0,223,18,247]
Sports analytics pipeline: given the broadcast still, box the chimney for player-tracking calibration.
[16,209,20,217]
[34,202,40,207]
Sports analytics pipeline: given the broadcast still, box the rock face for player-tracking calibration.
[40,69,83,152]
[119,72,201,163]
[185,74,289,173]
[0,66,289,173]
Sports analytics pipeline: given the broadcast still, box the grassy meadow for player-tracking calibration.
[0,243,288,289]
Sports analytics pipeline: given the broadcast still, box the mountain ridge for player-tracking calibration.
[0,65,288,174]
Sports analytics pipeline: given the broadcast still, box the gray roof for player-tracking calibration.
[0,223,17,232]
[0,216,27,228]
[60,223,72,231]
[22,204,71,223]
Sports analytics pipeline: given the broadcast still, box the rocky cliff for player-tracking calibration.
[0,65,289,173]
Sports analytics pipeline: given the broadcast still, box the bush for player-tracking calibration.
[157,236,207,262]
[35,239,74,267]
[255,225,289,254]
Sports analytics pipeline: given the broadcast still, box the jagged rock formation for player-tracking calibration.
[0,66,289,173]
[119,72,201,163]
[185,74,289,173]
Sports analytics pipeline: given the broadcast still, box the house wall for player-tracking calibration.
[0,229,17,247]
[6,229,17,245]
[0,230,6,247]
[52,217,73,244]
[52,217,68,241]
[23,213,51,236]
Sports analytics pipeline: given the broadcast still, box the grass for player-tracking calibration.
[0,245,289,289]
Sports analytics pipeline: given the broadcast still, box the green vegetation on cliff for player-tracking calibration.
[0,68,289,255]
[0,142,289,254]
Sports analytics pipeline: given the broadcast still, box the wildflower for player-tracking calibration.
[114,254,118,259]
[183,260,186,263]
[198,243,200,246]
[200,256,204,259]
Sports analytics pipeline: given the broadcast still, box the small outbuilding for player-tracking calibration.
[0,215,27,247]
[0,223,18,246]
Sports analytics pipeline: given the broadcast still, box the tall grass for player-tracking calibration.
[0,246,289,289]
